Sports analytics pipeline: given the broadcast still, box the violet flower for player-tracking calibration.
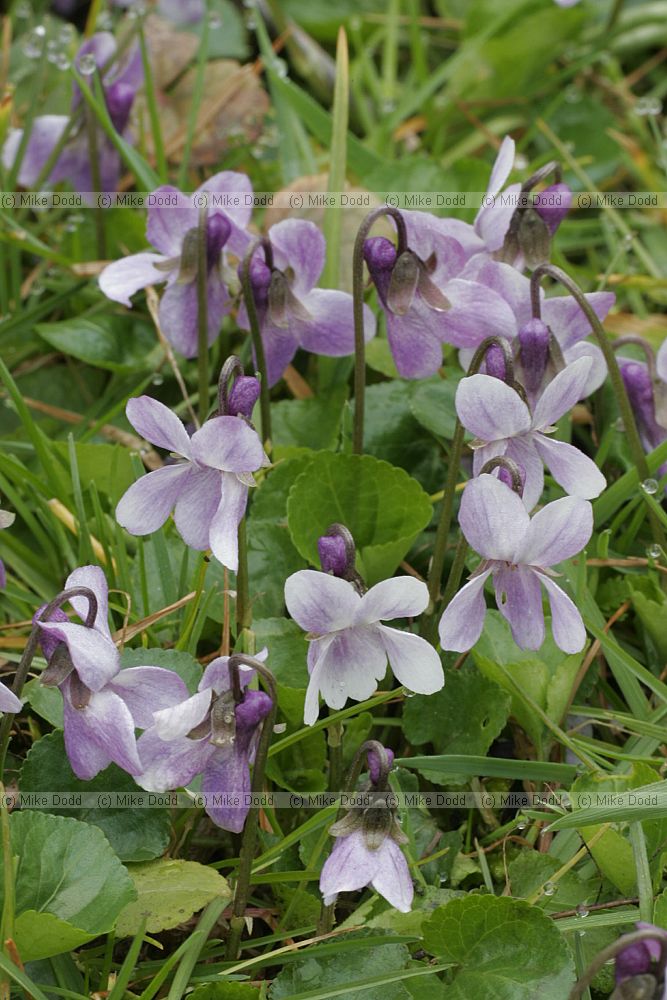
[284,571,444,725]
[438,474,592,653]
[618,358,667,457]
[2,33,143,192]
[116,393,267,572]
[99,173,252,358]
[615,923,667,998]
[36,565,188,779]
[112,0,205,23]
[0,506,15,591]
[135,653,272,832]
[456,355,606,510]
[238,219,376,386]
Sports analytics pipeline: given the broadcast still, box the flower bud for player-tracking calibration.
[205,213,231,268]
[227,376,260,419]
[368,745,394,786]
[498,462,525,495]
[34,605,69,662]
[485,344,507,381]
[318,534,349,577]
[615,923,667,988]
[518,318,551,397]
[516,207,551,269]
[534,183,572,234]
[105,80,135,134]
[363,237,397,305]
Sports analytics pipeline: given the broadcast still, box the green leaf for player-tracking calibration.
[189,986,259,1000]
[20,731,171,862]
[51,441,136,503]
[396,756,576,783]
[286,452,432,585]
[114,858,231,937]
[36,316,160,373]
[23,678,64,727]
[271,390,348,460]
[422,895,575,998]
[408,376,462,441]
[0,811,135,960]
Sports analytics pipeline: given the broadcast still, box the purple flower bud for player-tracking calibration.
[498,463,525,495]
[534,183,572,234]
[105,81,136,134]
[368,746,394,786]
[235,688,273,732]
[318,534,349,577]
[364,237,397,306]
[227,375,260,419]
[206,214,232,269]
[485,344,507,381]
[245,256,272,309]
[616,923,667,983]
[33,605,70,662]
[518,318,551,397]
[0,560,5,589]
[619,360,665,452]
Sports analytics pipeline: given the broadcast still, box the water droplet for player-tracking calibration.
[244,13,257,29]
[515,154,529,171]
[641,478,659,495]
[647,544,662,559]
[273,722,286,734]
[543,881,556,897]
[273,58,288,79]
[516,819,527,831]
[58,23,75,44]
[564,86,582,104]
[55,52,70,70]
[78,53,97,76]
[208,10,222,28]
[439,874,448,884]
[22,25,46,59]
[576,903,589,918]
[152,374,164,386]
[613,416,625,431]
[96,11,113,30]
[635,96,662,117]
[622,233,634,247]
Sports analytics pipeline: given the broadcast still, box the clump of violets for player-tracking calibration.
[0,504,15,591]
[320,742,413,913]
[136,652,273,832]
[35,566,188,779]
[438,474,592,653]
[99,173,252,357]
[3,33,143,192]
[115,358,268,572]
[284,524,443,725]
[239,220,376,386]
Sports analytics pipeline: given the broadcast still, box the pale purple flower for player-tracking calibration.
[99,173,252,357]
[438,475,592,654]
[36,565,188,779]
[473,136,524,256]
[615,923,667,996]
[112,0,205,23]
[619,359,667,454]
[0,507,15,592]
[320,827,413,912]
[136,652,272,831]
[284,572,444,725]
[238,219,376,386]
[456,355,606,510]
[2,33,143,191]
[115,395,267,572]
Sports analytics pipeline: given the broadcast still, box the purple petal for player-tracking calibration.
[494,564,545,650]
[173,467,222,550]
[63,694,114,780]
[63,681,143,778]
[320,830,377,903]
[486,136,515,198]
[519,496,593,567]
[371,837,414,912]
[657,341,667,383]
[98,253,171,306]
[146,186,197,256]
[296,289,376,358]
[459,475,530,561]
[108,666,190,729]
[461,256,531,323]
[201,746,251,832]
[318,534,349,577]
[440,280,518,349]
[198,171,254,255]
[65,565,111,638]
[115,464,192,536]
[136,729,214,791]
[306,626,387,714]
[368,746,394,785]
[126,396,193,457]
[386,303,447,379]
[37,621,119,691]
[255,320,300,387]
[532,356,593,428]
[533,435,606,499]
[438,568,493,652]
[152,689,212,740]
[227,376,261,419]
[0,683,22,714]
[285,570,360,634]
[158,271,230,358]
[356,578,429,625]
[191,416,265,473]
[376,625,444,694]
[538,573,586,653]
[541,292,615,352]
[208,473,249,571]
[2,116,69,187]
[475,181,522,252]
[201,653,260,694]
[268,219,325,296]
[504,436,544,512]
[456,374,531,440]
[563,342,607,395]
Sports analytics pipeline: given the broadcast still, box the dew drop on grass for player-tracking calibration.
[641,478,659,495]
[576,903,589,918]
[543,881,556,896]
[78,53,97,76]
[647,544,662,559]
[22,25,46,59]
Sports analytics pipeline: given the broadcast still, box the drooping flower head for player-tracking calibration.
[614,923,667,999]
[35,566,188,779]
[615,339,667,480]
[285,526,443,725]
[439,474,592,654]
[320,741,413,913]
[136,651,273,831]
[2,32,143,192]
[116,359,268,572]
[99,173,252,357]
[238,219,375,386]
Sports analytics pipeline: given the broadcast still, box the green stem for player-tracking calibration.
[568,928,667,1000]
[239,239,272,448]
[630,821,654,923]
[138,23,168,182]
[196,204,209,426]
[327,715,344,794]
[0,785,15,967]
[176,8,210,190]
[85,93,106,259]
[440,536,469,611]
[225,656,277,961]
[235,518,251,642]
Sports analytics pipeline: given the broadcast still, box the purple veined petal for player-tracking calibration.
[2,116,69,187]
[173,467,222,550]
[657,341,667,384]
[146,186,197,256]
[456,374,531,440]
[459,475,530,561]
[64,565,111,638]
[63,689,114,780]
[307,625,388,712]
[519,495,593,567]
[440,279,518,348]
[63,682,143,777]
[503,435,544,512]
[494,564,545,650]
[99,252,172,307]
[532,356,593,429]
[201,745,250,832]
[371,837,414,912]
[541,291,615,352]
[191,415,266,474]
[268,218,325,296]
[254,318,300,387]
[115,464,192,537]
[320,830,378,903]
[461,256,532,324]
[159,273,230,359]
[136,729,214,792]
[126,395,193,458]
[0,560,5,589]
[200,652,262,694]
[108,666,190,729]
[37,620,119,691]
[198,171,253,254]
[486,136,516,199]
[438,567,493,652]
[533,434,606,500]
[537,573,587,653]
[152,689,213,740]
[386,302,447,379]
[472,439,509,477]
[355,577,429,626]
[562,342,607,395]
[207,473,249,572]
[376,624,444,694]
[111,39,143,92]
[475,181,522,252]
[296,289,376,357]
[0,682,22,714]
[285,570,360,634]
[401,211,468,282]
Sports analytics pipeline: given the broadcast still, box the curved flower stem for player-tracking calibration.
[531,264,666,548]
[225,656,277,960]
[568,928,667,999]
[196,205,210,426]
[352,206,408,455]
[235,518,252,643]
[0,587,98,778]
[239,238,272,448]
[217,356,245,416]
